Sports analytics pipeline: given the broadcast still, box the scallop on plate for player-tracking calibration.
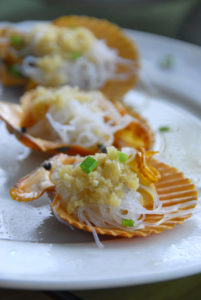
[10,146,198,249]
[0,15,139,101]
[0,85,154,155]
[0,21,201,290]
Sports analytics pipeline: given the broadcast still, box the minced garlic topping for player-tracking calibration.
[24,85,132,147]
[19,23,125,87]
[4,23,131,88]
[30,85,97,121]
[51,147,139,214]
[23,24,98,86]
[28,24,96,58]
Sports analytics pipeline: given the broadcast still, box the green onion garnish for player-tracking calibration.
[70,51,82,60]
[159,54,174,69]
[80,156,98,174]
[10,35,24,48]
[159,126,170,132]
[122,219,134,227]
[117,151,128,163]
[7,65,22,77]
[69,24,77,29]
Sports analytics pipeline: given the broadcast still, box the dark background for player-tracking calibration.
[0,0,201,45]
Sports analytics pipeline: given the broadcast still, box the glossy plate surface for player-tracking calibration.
[0,22,201,290]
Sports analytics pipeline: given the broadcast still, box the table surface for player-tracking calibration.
[1,272,201,300]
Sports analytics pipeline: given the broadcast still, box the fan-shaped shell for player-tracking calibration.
[53,15,139,101]
[51,159,197,237]
[10,153,198,238]
[0,98,153,155]
[0,28,28,85]
[0,16,139,100]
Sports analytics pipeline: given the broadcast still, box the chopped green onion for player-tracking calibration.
[117,151,128,163]
[122,218,134,227]
[159,126,170,132]
[10,35,24,48]
[70,51,82,60]
[159,54,174,69]
[7,65,22,77]
[80,156,98,174]
[69,24,77,29]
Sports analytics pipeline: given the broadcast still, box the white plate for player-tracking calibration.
[0,22,201,290]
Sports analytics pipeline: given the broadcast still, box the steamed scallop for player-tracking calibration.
[0,85,153,155]
[0,16,138,100]
[10,147,198,246]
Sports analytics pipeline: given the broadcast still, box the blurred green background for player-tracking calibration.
[0,0,201,44]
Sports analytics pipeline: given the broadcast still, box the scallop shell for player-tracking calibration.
[10,153,198,238]
[0,28,10,59]
[0,17,138,99]
[0,66,28,86]
[0,97,153,154]
[53,15,139,101]
[52,159,197,237]
[0,28,28,85]
[10,154,76,202]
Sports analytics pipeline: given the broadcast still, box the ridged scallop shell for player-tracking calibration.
[0,66,28,86]
[53,15,139,101]
[52,159,197,237]
[0,28,27,86]
[0,16,139,100]
[0,96,153,154]
[10,153,198,238]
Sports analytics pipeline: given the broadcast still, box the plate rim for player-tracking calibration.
[0,22,201,290]
[1,257,201,290]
